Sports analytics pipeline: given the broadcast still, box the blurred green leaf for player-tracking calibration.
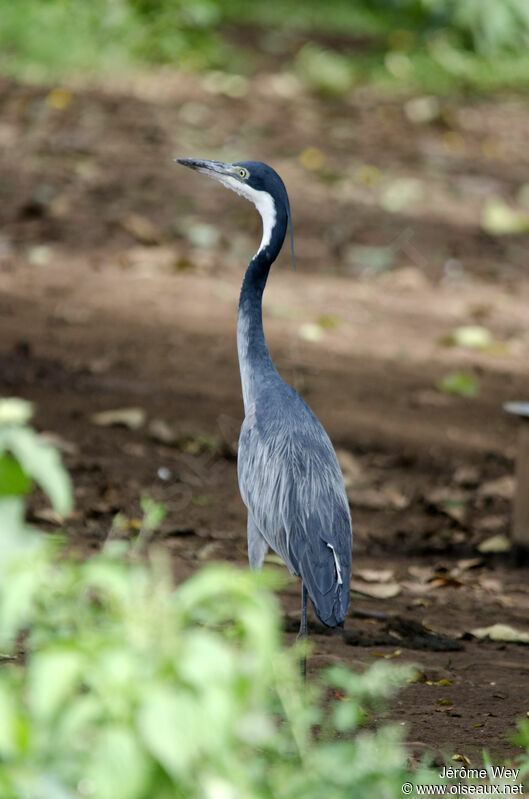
[139,688,198,776]
[0,454,31,498]
[381,178,423,213]
[185,222,220,248]
[317,314,341,330]
[29,648,84,721]
[90,725,150,799]
[192,494,213,507]
[481,198,529,235]
[3,0,529,94]
[345,244,395,276]
[0,399,33,426]
[140,495,167,532]
[0,427,72,515]
[0,683,17,757]
[295,43,355,96]
[437,371,479,397]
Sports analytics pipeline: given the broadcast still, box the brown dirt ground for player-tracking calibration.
[1,70,529,768]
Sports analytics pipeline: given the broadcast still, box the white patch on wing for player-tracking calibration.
[327,543,343,585]
[214,175,276,255]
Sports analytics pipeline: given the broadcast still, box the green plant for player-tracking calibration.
[437,371,479,397]
[126,0,224,67]
[3,0,529,90]
[512,721,529,784]
[0,397,433,797]
[0,398,71,601]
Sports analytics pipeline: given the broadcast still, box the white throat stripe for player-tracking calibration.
[215,175,276,255]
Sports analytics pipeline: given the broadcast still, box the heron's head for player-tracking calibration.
[174,158,295,265]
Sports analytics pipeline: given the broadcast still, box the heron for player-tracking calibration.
[175,158,353,675]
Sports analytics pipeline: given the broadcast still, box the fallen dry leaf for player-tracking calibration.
[456,557,484,572]
[112,513,142,533]
[477,577,502,593]
[91,407,146,430]
[452,754,471,765]
[452,465,480,487]
[475,515,505,532]
[408,565,434,583]
[298,322,324,343]
[32,507,65,525]
[411,597,431,607]
[404,562,471,594]
[371,649,402,659]
[347,485,409,510]
[350,579,402,599]
[406,669,427,683]
[404,95,440,124]
[429,576,464,589]
[481,197,529,236]
[148,418,179,445]
[471,623,529,644]
[436,698,454,713]
[120,213,162,245]
[353,568,394,583]
[380,266,430,291]
[123,245,180,272]
[121,442,147,458]
[400,580,434,595]
[477,534,511,553]
[195,542,220,561]
[478,476,515,500]
[425,487,468,523]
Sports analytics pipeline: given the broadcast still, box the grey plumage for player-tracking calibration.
[238,382,351,626]
[175,157,353,645]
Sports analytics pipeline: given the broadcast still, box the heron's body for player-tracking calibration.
[175,157,353,639]
[238,382,351,626]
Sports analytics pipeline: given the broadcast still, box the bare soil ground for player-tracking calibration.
[1,70,529,767]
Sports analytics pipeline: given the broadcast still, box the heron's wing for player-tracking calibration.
[247,511,268,569]
[238,389,352,626]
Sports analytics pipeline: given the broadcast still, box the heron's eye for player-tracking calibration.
[238,168,249,179]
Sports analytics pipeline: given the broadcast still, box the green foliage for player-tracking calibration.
[294,43,356,97]
[394,0,529,54]
[0,546,423,798]
[2,0,529,90]
[127,0,224,67]
[286,0,529,55]
[0,0,135,78]
[0,398,72,515]
[437,371,479,397]
[0,398,432,797]
[139,495,167,533]
[0,0,222,79]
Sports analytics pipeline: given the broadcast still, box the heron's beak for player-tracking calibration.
[174,158,237,179]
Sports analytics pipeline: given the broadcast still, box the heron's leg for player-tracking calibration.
[247,514,268,570]
[297,582,308,680]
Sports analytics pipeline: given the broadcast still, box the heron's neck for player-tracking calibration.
[237,207,287,411]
